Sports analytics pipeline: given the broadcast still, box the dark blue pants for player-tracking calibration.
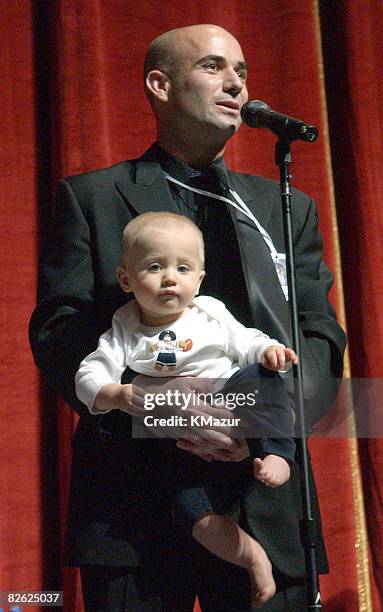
[170,364,296,530]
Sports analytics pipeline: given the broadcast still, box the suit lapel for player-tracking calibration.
[228,174,322,396]
[228,172,274,230]
[227,174,292,345]
[115,158,178,215]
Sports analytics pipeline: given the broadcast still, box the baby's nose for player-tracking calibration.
[162,270,177,285]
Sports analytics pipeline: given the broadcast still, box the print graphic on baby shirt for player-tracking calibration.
[149,330,193,371]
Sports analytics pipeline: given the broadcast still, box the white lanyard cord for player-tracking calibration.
[163,171,279,258]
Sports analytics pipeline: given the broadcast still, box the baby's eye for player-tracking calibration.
[177,265,190,273]
[148,263,162,272]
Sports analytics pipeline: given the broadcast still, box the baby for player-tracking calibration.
[75,212,298,607]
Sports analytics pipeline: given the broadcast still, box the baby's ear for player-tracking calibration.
[195,270,206,295]
[117,267,131,293]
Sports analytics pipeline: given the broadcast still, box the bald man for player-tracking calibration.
[30,24,346,611]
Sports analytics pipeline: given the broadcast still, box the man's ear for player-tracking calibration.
[117,267,131,294]
[145,70,171,102]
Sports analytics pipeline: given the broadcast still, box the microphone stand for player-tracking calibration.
[275,138,321,610]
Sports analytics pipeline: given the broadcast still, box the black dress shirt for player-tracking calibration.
[150,143,253,327]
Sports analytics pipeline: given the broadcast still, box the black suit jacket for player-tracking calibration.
[29,147,346,576]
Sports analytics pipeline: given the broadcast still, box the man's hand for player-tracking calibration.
[130,374,248,456]
[95,375,251,462]
[176,437,250,462]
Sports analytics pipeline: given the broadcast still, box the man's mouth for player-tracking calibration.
[215,100,240,113]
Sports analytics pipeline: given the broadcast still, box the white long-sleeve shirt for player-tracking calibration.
[75,296,284,413]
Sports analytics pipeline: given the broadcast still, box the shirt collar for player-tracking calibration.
[148,142,231,189]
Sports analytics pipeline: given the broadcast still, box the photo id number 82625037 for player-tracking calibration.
[0,591,63,606]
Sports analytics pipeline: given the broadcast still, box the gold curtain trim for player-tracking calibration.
[313,2,372,609]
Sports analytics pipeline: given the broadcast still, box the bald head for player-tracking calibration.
[144,27,181,80]
[144,24,242,83]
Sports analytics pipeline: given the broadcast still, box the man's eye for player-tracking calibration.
[204,62,217,71]
[177,265,189,273]
[148,263,162,272]
[237,70,246,80]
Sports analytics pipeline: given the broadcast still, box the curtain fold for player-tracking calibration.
[320,2,383,609]
[0,0,44,600]
[1,1,382,609]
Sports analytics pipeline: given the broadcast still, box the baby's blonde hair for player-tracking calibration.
[121,212,205,267]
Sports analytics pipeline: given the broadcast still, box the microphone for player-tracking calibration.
[241,100,318,142]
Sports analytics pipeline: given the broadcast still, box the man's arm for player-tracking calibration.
[29,178,118,415]
[292,198,346,426]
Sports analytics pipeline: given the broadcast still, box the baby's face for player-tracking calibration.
[121,226,205,326]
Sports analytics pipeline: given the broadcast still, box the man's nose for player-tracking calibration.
[222,68,244,96]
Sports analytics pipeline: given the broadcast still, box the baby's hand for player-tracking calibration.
[262,346,298,371]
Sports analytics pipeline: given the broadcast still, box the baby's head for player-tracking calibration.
[117,212,205,326]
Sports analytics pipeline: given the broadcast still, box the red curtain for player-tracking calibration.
[319,2,383,609]
[1,1,382,610]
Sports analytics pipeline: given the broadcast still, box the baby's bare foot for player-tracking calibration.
[192,513,276,608]
[253,455,290,487]
[247,541,276,607]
